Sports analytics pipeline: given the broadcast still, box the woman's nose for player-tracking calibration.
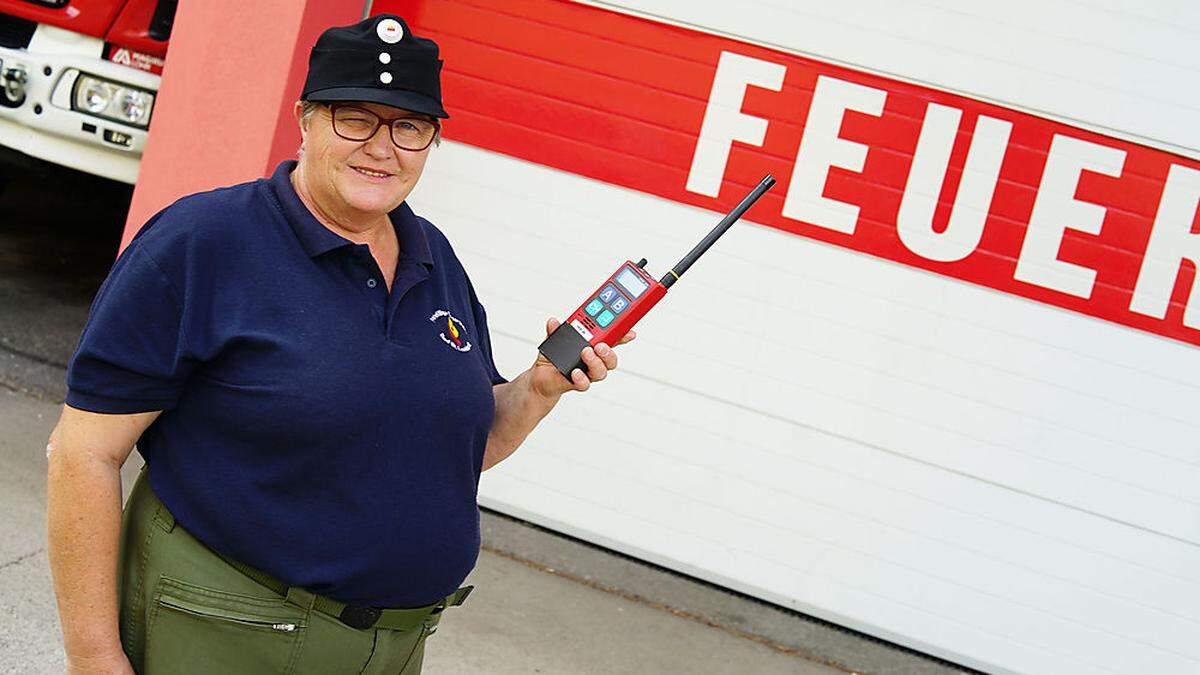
[362,124,394,157]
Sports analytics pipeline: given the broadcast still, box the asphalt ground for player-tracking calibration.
[0,167,966,673]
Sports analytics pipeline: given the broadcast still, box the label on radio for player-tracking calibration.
[570,319,594,340]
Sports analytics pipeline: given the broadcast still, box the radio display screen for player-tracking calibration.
[616,267,649,298]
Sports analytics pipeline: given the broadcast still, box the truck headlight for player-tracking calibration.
[118,89,152,122]
[80,79,112,113]
[72,74,154,128]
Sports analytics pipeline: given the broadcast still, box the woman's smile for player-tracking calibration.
[350,164,394,181]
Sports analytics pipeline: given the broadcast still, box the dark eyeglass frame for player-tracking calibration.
[326,103,440,151]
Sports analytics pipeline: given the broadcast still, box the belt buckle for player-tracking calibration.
[339,605,382,630]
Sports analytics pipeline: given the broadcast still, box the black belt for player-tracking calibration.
[216,551,472,631]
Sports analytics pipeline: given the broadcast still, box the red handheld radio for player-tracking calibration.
[538,175,777,379]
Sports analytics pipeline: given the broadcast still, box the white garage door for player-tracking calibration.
[387,1,1200,672]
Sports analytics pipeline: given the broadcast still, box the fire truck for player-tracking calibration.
[0,0,173,184]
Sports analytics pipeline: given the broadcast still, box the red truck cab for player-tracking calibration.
[0,0,173,183]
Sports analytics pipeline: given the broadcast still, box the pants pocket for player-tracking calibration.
[144,576,307,675]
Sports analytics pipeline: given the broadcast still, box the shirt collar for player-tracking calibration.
[267,160,434,269]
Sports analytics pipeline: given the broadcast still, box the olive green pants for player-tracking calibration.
[118,471,468,674]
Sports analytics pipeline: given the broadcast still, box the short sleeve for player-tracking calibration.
[66,241,196,413]
[465,274,508,386]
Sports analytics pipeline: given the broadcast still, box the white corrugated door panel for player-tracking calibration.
[410,142,1200,674]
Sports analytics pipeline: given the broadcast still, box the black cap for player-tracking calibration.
[301,14,448,119]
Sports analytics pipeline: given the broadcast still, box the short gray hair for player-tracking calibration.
[299,100,322,128]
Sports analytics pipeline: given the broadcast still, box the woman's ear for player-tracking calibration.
[293,101,308,157]
[293,100,307,135]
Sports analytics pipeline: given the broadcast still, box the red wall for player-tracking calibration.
[121,0,365,251]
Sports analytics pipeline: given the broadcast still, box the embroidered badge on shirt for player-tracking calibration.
[430,309,472,352]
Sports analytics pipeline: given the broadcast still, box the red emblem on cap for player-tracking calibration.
[377,19,403,44]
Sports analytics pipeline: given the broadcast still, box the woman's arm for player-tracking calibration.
[46,406,161,675]
[482,369,556,471]
[482,317,634,471]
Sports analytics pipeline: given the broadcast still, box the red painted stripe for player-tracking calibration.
[0,0,122,39]
[105,0,170,60]
[377,0,1200,348]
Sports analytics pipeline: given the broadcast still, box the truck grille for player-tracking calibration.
[0,14,37,49]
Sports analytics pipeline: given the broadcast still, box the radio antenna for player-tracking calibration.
[660,175,776,289]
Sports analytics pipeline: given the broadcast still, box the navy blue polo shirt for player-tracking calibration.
[66,160,508,608]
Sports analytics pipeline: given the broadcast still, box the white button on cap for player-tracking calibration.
[379,72,393,84]
[377,18,403,43]
[379,52,391,64]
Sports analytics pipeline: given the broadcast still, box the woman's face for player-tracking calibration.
[295,100,434,219]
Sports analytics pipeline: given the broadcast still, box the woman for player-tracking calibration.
[46,15,632,674]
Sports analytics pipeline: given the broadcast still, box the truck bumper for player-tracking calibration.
[0,24,158,184]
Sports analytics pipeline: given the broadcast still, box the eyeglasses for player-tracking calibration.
[327,103,440,151]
